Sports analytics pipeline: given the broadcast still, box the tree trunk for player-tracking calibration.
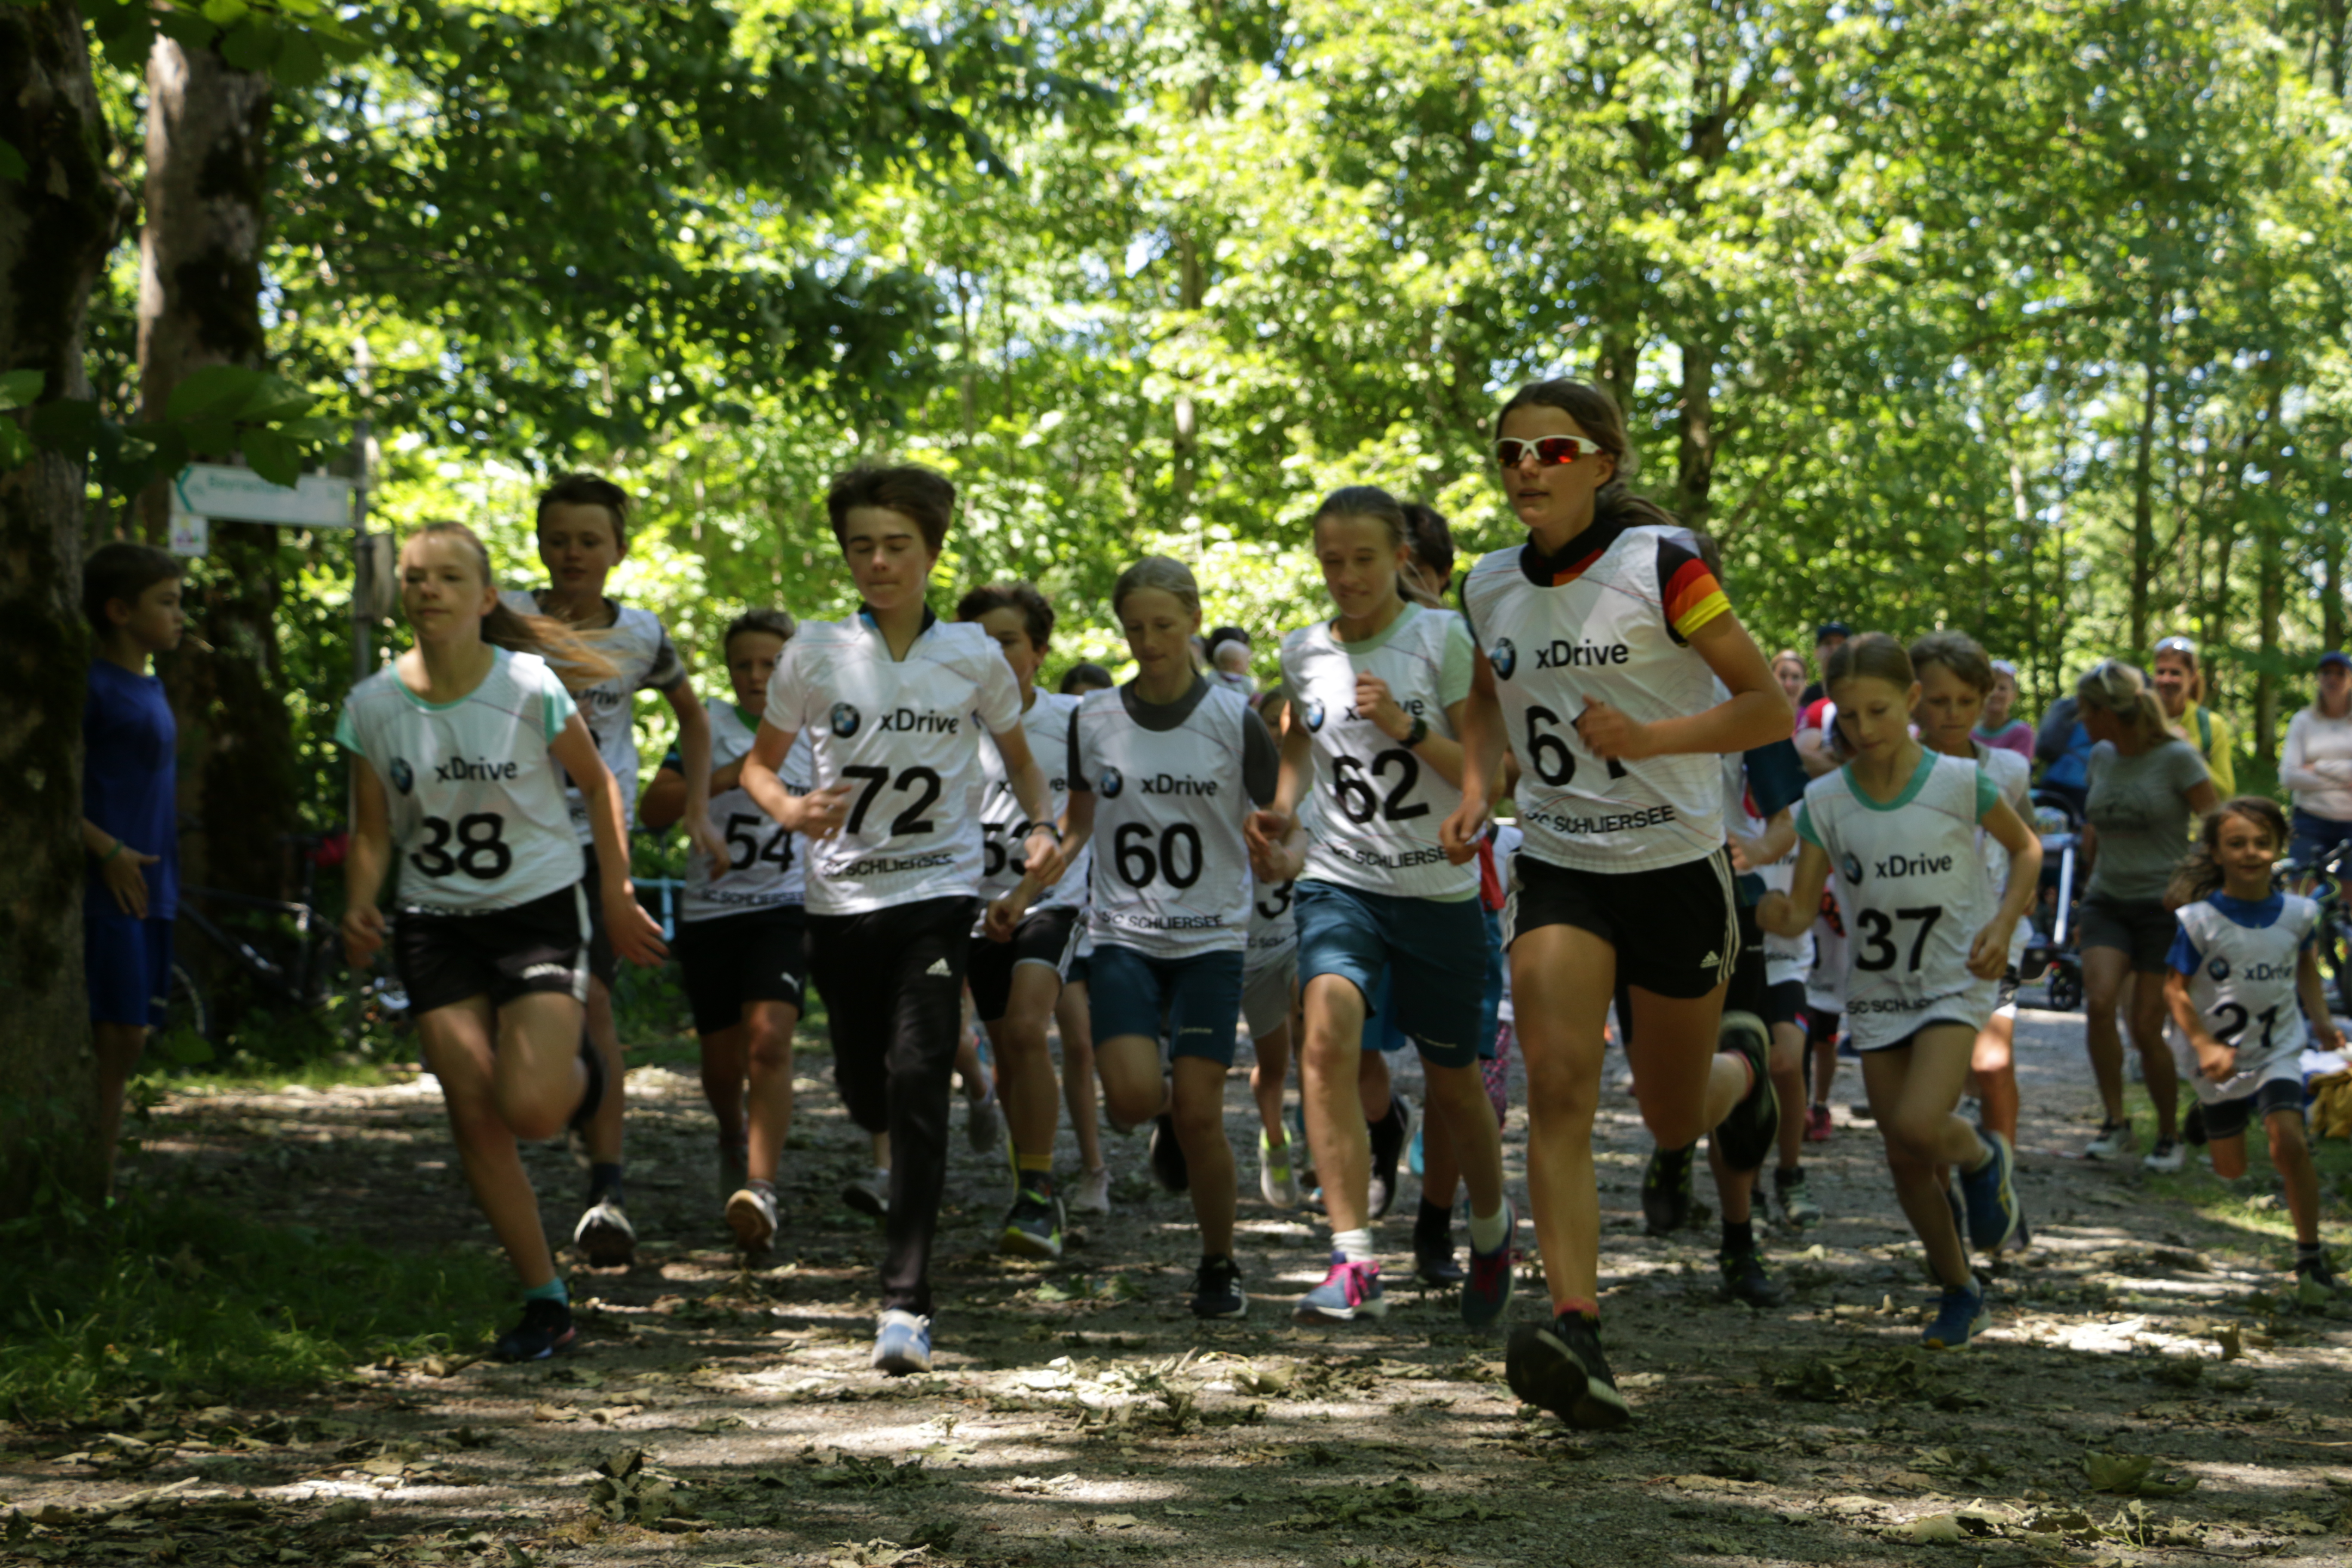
[1170,228,1204,525]
[0,1,132,1217]
[2254,387,2287,766]
[135,40,298,923]
[1674,335,1714,527]
[2129,356,2159,658]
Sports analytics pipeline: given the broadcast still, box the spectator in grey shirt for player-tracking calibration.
[2073,660,2217,1170]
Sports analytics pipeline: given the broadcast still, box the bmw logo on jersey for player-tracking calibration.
[2208,956,2230,982]
[1302,697,1326,732]
[389,757,414,796]
[1841,851,1865,885]
[1098,766,1125,799]
[1489,638,1517,680]
[830,702,862,738]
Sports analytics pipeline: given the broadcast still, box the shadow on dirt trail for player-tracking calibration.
[5,1003,2350,1568]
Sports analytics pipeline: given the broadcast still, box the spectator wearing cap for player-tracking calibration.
[1972,659,2036,760]
[2282,650,2352,869]
[1796,620,1850,708]
[2149,634,2236,799]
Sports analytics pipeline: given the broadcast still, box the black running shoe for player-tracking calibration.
[1149,1114,1190,1194]
[1000,1185,1065,1261]
[1506,1313,1630,1430]
[1191,1254,1247,1319]
[1719,1246,1785,1307]
[1367,1095,1414,1222]
[1641,1143,1696,1235]
[1713,1011,1778,1173]
[492,1297,576,1363]
[1414,1231,1466,1288]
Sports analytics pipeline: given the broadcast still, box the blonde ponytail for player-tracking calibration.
[2077,659,2170,750]
[409,522,620,689]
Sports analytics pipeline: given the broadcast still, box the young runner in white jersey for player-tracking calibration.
[1054,662,1119,1216]
[1911,631,2034,1253]
[339,523,666,1363]
[2162,796,2346,1292]
[737,466,1065,1377]
[1743,764,1824,1230]
[1439,380,1790,1430]
[959,582,1090,1262]
[1759,634,2043,1349]
[1243,863,1304,1208]
[640,609,812,1254]
[1246,486,1514,1331]
[1058,557,1279,1320]
[499,474,720,1271]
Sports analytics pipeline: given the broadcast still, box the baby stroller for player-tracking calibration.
[2019,787,2084,1011]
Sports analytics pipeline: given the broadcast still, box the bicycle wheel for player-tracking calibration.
[2045,961,2083,1014]
[2329,918,2352,1021]
[153,963,214,1066]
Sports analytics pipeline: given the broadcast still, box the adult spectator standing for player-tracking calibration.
[2150,635,2236,799]
[1770,649,1807,714]
[2073,661,2217,1170]
[2034,683,2095,819]
[1795,621,1850,708]
[1972,659,2035,760]
[2282,650,2352,871]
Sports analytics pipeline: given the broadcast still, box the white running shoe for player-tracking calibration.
[842,1172,890,1219]
[726,1184,777,1253]
[573,1199,636,1268]
[2084,1118,2137,1159]
[1259,1130,1302,1209]
[1069,1164,1112,1215]
[966,1088,1003,1155]
[2142,1138,2186,1174]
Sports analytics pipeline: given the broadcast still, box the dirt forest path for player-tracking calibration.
[7,997,2352,1568]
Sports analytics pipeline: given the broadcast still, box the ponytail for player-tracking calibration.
[409,522,619,689]
[2076,659,2171,749]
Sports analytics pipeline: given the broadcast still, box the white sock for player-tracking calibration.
[1333,1227,1376,1263]
[1469,1205,1511,1253]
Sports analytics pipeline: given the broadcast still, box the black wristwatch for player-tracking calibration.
[1403,714,1430,749]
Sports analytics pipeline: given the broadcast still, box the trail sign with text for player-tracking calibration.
[167,463,355,555]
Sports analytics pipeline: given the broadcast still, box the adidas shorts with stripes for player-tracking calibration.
[1500,848,1740,1001]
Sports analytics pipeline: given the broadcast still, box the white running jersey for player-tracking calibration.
[499,591,683,843]
[765,614,1022,916]
[1973,742,2033,968]
[1074,683,1256,959]
[1723,756,1816,987]
[680,701,811,923]
[337,649,586,913]
[1797,752,2000,1050]
[1280,605,1477,900]
[977,689,1091,914]
[1461,525,1732,874]
[1491,821,1523,1024]
[2168,894,2320,1105]
[1246,875,1298,975]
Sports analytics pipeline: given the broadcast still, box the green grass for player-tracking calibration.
[0,1191,509,1424]
[2112,1081,2352,1256]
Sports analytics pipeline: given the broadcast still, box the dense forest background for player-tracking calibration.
[53,0,2352,833]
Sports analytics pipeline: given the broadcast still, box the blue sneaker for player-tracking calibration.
[1922,1276,1988,1349]
[1407,1118,1425,1178]
[1293,1255,1387,1324]
[1957,1131,2020,1254]
[871,1309,932,1375]
[1461,1200,1516,1328]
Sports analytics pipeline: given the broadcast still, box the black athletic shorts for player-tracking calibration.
[1504,849,1739,1000]
[580,843,618,989]
[967,905,1081,1023]
[1765,978,1807,1030]
[2201,1076,2304,1143]
[672,906,808,1035]
[395,884,591,1018]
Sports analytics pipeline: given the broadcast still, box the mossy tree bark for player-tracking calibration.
[135,40,300,942]
[0,1,133,1217]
